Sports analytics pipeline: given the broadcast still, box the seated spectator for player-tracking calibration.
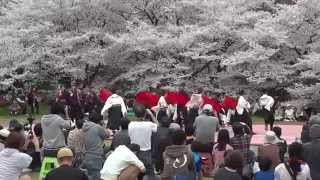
[111,118,131,150]
[83,112,110,180]
[68,118,85,168]
[41,103,72,157]
[214,150,243,180]
[275,142,311,180]
[100,144,145,180]
[161,129,195,180]
[212,129,233,174]
[258,131,281,169]
[230,122,252,163]
[303,124,320,180]
[0,128,10,151]
[254,156,274,180]
[0,132,33,180]
[193,104,220,153]
[45,147,88,180]
[272,126,287,162]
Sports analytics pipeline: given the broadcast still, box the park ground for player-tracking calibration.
[0,104,303,180]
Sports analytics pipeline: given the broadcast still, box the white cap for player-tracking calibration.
[0,129,10,138]
[264,131,280,144]
[203,104,213,112]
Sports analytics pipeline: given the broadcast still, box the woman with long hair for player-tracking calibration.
[212,129,233,174]
[274,142,312,180]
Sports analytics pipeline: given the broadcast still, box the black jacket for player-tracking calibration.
[45,165,88,180]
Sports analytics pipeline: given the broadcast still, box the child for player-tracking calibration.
[254,156,274,180]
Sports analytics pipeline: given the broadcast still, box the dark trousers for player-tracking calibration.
[262,108,275,130]
[137,150,156,180]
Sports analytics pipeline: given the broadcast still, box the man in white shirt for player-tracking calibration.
[100,144,145,180]
[128,104,157,180]
[259,92,275,131]
[0,132,33,180]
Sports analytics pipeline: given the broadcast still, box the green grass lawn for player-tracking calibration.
[0,103,49,124]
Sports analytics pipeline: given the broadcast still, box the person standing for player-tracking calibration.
[82,112,110,180]
[259,92,275,131]
[193,104,220,152]
[161,129,195,180]
[303,124,320,180]
[41,103,72,157]
[111,119,131,149]
[45,147,88,180]
[67,118,85,168]
[27,88,35,114]
[128,104,158,180]
[230,123,252,164]
[101,94,127,130]
[234,90,252,131]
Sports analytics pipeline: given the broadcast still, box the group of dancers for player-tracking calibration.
[92,87,277,133]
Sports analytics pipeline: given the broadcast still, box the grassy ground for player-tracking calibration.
[0,103,49,125]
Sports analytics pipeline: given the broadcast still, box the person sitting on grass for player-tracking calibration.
[254,156,274,180]
[45,147,88,180]
[100,144,145,180]
[0,132,33,180]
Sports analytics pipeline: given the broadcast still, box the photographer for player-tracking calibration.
[23,122,42,170]
[41,102,73,157]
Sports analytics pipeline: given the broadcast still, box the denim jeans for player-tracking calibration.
[137,150,156,180]
[84,154,104,180]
